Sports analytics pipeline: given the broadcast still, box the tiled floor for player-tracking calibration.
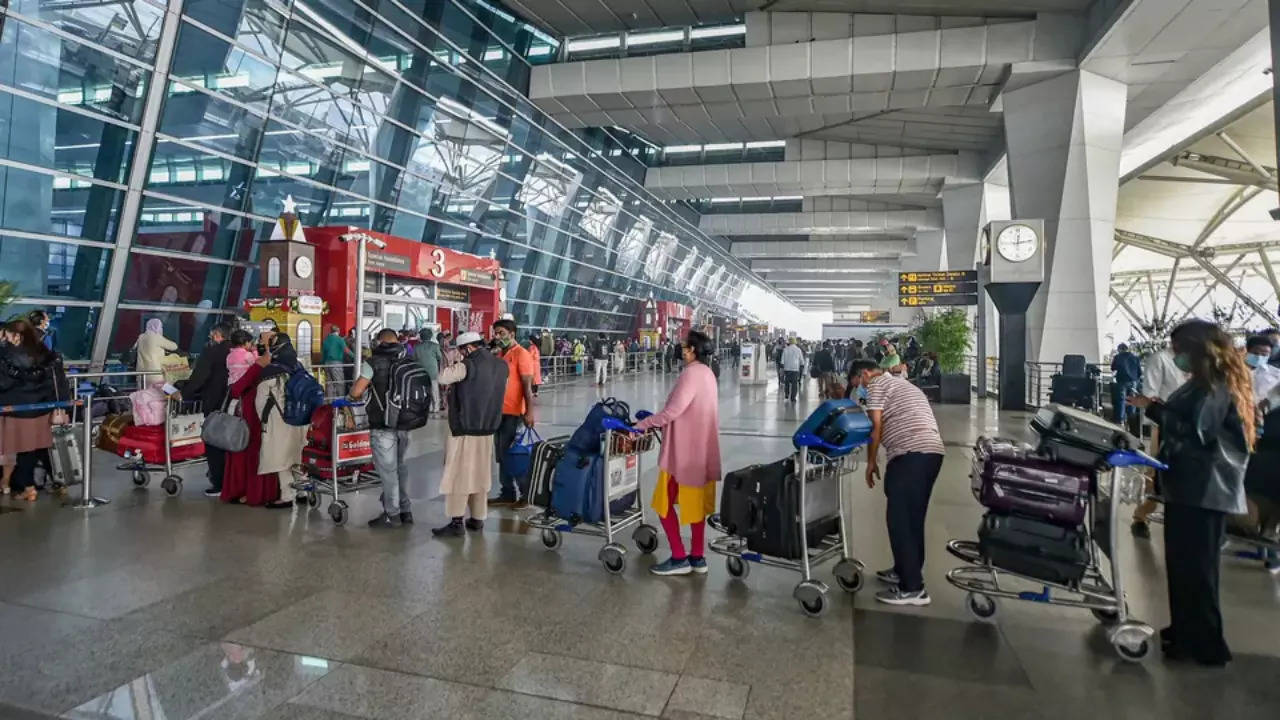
[1,368,1278,719]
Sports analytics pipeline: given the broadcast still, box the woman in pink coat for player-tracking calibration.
[633,330,722,576]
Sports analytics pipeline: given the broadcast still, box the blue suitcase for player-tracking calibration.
[792,399,872,456]
[551,448,602,523]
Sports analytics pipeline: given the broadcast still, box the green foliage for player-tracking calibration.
[0,281,13,321]
[913,309,972,374]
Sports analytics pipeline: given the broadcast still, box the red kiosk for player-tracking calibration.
[635,299,693,348]
[306,227,502,339]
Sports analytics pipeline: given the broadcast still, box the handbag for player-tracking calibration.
[504,427,541,479]
[201,396,248,452]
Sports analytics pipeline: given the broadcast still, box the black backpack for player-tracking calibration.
[378,358,431,431]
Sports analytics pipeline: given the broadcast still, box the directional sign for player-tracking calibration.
[898,281,979,295]
[898,294,979,307]
[898,270,977,284]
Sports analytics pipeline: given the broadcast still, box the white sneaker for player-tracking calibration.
[874,587,931,606]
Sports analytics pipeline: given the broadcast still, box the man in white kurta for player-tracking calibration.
[433,332,507,536]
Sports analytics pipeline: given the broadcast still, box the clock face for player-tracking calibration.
[293,255,313,279]
[996,224,1038,263]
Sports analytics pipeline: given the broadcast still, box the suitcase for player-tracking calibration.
[96,413,134,454]
[746,461,842,560]
[116,424,205,464]
[792,399,872,456]
[1031,404,1138,469]
[48,424,83,489]
[1049,375,1097,410]
[300,446,374,476]
[528,436,568,509]
[978,512,1090,586]
[972,437,1092,527]
[551,448,602,523]
[719,458,793,536]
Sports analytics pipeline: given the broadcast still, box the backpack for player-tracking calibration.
[380,358,431,431]
[568,397,630,455]
[280,366,325,426]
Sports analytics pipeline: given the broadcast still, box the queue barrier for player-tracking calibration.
[0,391,105,509]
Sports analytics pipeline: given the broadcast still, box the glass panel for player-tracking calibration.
[0,90,138,185]
[0,16,151,124]
[4,302,100,361]
[106,308,240,360]
[8,0,167,64]
[0,164,125,242]
[0,234,112,300]
[134,197,265,262]
[157,81,269,164]
[147,140,259,213]
[184,0,290,60]
[170,20,284,116]
[120,251,254,322]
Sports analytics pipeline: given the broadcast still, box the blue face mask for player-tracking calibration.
[1246,353,1268,369]
[856,385,869,402]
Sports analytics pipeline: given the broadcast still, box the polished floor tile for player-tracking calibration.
[63,642,336,720]
[852,609,1030,687]
[497,652,678,716]
[224,590,429,662]
[664,676,749,720]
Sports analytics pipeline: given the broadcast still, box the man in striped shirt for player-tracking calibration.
[850,359,946,606]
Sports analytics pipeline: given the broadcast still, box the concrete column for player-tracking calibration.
[940,183,985,272]
[1003,70,1126,363]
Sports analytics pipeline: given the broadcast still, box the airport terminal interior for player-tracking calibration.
[3,0,1280,718]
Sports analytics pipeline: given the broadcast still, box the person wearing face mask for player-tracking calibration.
[432,332,508,537]
[349,328,419,528]
[848,358,945,607]
[1130,344,1190,538]
[489,319,536,508]
[1236,335,1280,572]
[1127,320,1253,666]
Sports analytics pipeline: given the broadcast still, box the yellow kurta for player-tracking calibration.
[651,469,717,525]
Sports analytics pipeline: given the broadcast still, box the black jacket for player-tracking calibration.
[0,345,69,418]
[181,339,230,412]
[813,348,835,373]
[448,347,508,436]
[1148,381,1248,515]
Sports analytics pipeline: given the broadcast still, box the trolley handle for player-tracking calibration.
[602,416,640,434]
[1105,448,1166,471]
[331,398,366,409]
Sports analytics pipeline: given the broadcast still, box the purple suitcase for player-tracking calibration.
[972,437,1092,527]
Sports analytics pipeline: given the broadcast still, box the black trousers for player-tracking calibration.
[1163,502,1232,664]
[783,371,800,400]
[884,452,944,592]
[13,449,50,493]
[205,445,226,492]
[494,414,523,497]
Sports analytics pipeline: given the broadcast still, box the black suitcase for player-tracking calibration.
[978,512,1090,586]
[745,461,842,560]
[719,458,792,536]
[1030,404,1137,469]
[1049,375,1097,410]
[528,435,568,509]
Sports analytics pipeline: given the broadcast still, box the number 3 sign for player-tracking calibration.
[430,248,446,278]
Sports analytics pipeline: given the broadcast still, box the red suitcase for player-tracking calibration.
[116,424,205,464]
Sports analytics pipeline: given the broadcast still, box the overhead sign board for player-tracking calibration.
[899,281,979,295]
[898,270,977,284]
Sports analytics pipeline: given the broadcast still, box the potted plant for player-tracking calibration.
[913,308,973,404]
[0,281,13,321]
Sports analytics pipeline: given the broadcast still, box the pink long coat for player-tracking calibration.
[634,362,721,487]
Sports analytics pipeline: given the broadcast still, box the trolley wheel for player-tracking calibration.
[540,528,562,550]
[1091,603,1128,625]
[161,475,182,497]
[306,492,321,509]
[793,580,829,618]
[632,524,659,554]
[599,543,627,575]
[726,556,750,579]
[132,470,150,487]
[966,592,998,620]
[833,559,864,594]
[328,501,348,526]
[1109,624,1153,662]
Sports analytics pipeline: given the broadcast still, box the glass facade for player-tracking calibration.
[0,0,766,363]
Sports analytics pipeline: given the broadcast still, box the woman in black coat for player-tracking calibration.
[0,320,70,502]
[1128,320,1254,666]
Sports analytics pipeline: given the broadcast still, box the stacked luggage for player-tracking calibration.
[531,398,641,524]
[972,404,1139,586]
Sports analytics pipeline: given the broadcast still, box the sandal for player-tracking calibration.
[19,487,37,502]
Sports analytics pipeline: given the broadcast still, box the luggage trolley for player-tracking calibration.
[292,399,380,525]
[118,396,207,497]
[707,433,869,618]
[944,449,1166,662]
[524,416,662,575]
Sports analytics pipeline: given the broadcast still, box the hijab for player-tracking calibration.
[145,318,164,335]
[259,333,299,382]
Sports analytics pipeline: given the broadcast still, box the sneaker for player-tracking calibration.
[432,519,465,537]
[464,518,484,532]
[875,587,931,606]
[368,512,398,529]
[1131,520,1151,539]
[650,557,692,576]
[203,487,221,497]
[875,568,899,585]
[399,512,414,525]
[490,494,517,507]
[688,556,708,575]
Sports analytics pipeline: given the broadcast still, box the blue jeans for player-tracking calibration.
[1112,381,1136,423]
[371,429,410,515]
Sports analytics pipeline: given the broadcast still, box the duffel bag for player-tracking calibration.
[202,399,248,452]
[97,413,133,454]
[567,398,630,455]
[503,427,539,481]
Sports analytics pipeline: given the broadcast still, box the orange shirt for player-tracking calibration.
[501,342,535,415]
[529,344,543,385]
